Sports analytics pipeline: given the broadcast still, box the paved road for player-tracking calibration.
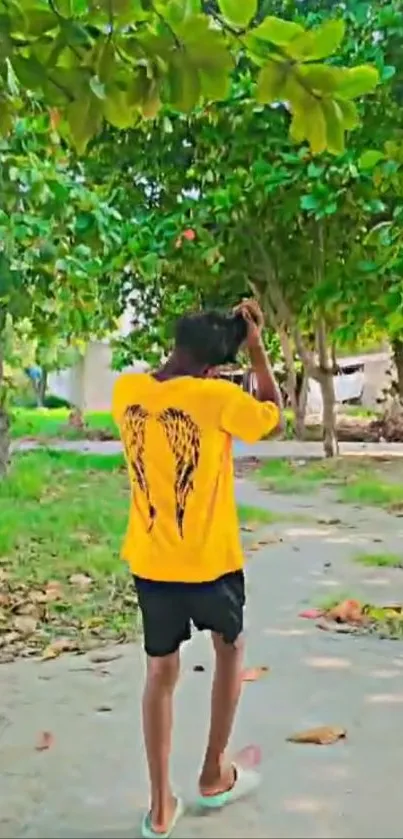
[13,438,403,460]
[2,479,403,837]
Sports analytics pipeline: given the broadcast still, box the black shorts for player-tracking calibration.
[133,571,245,657]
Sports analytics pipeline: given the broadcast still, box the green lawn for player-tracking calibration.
[0,451,276,662]
[10,407,118,441]
[257,457,403,508]
[0,450,133,662]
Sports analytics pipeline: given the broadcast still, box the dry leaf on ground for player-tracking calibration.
[287,726,347,745]
[69,573,93,589]
[327,599,364,625]
[45,581,64,601]
[35,730,54,751]
[41,638,77,661]
[14,615,38,636]
[89,651,122,664]
[299,608,323,620]
[241,666,270,682]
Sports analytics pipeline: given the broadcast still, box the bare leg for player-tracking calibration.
[142,652,179,832]
[199,632,244,795]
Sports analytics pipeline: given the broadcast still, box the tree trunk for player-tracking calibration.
[319,372,338,457]
[0,345,9,478]
[392,339,403,399]
[38,369,48,407]
[295,370,309,439]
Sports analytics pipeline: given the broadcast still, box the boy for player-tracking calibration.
[112,300,282,838]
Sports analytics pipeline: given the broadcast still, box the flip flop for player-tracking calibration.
[141,796,184,839]
[195,763,260,811]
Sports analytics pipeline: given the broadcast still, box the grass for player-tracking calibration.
[342,405,378,419]
[258,458,371,494]
[354,552,403,569]
[257,457,403,510]
[0,450,134,661]
[10,407,118,441]
[339,478,403,507]
[0,453,279,661]
[237,504,280,526]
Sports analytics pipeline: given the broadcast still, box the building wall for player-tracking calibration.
[48,341,148,412]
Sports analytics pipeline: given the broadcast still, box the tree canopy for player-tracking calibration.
[0,0,379,153]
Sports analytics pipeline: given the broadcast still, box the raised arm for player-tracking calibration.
[235,300,283,410]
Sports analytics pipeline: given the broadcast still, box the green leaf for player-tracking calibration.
[173,15,233,93]
[66,95,103,153]
[89,76,106,100]
[217,0,257,28]
[256,61,288,104]
[141,82,161,120]
[299,64,341,93]
[167,56,201,112]
[305,100,327,155]
[199,67,230,100]
[0,100,12,135]
[300,194,319,211]
[247,16,303,47]
[289,110,306,144]
[337,65,379,99]
[358,150,386,170]
[380,65,396,82]
[103,87,135,128]
[287,19,345,61]
[335,99,359,130]
[24,8,58,36]
[322,99,345,155]
[357,260,378,273]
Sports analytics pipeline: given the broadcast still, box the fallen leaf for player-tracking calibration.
[0,593,11,608]
[89,651,122,664]
[318,517,341,525]
[241,525,256,533]
[14,615,37,636]
[241,666,270,682]
[299,608,323,620]
[69,573,93,589]
[287,726,347,745]
[41,638,77,661]
[96,705,112,712]
[45,581,63,601]
[35,730,54,751]
[327,599,364,625]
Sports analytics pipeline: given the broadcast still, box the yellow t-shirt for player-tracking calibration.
[112,373,279,583]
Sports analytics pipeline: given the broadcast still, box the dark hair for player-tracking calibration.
[174,310,248,366]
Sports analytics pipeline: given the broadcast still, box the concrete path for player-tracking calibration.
[13,438,403,460]
[3,478,403,837]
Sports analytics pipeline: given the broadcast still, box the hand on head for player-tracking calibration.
[233,299,264,349]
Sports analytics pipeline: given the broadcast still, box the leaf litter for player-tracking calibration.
[300,598,403,639]
[0,571,138,663]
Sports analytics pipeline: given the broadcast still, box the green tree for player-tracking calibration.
[0,0,378,154]
[0,108,127,473]
[95,0,400,456]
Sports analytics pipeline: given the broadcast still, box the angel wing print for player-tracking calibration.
[122,404,201,537]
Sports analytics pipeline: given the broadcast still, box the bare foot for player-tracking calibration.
[149,794,178,834]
